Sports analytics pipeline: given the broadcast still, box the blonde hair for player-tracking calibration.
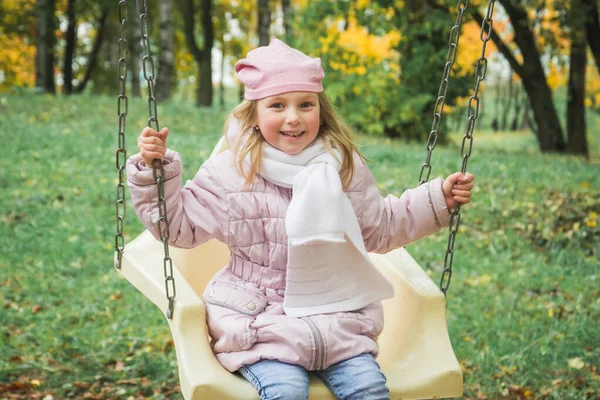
[223,91,365,189]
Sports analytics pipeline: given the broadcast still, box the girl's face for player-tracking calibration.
[255,91,321,155]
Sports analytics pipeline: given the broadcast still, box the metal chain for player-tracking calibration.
[115,0,129,270]
[439,0,496,297]
[136,0,176,319]
[419,0,469,185]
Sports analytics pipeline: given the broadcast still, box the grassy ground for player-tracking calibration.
[0,93,598,399]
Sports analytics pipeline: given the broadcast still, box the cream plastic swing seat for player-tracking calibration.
[117,229,463,399]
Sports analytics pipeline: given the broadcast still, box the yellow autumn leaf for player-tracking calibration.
[568,357,584,369]
[0,33,36,90]
[547,64,567,89]
[109,293,123,301]
[584,211,598,228]
[465,274,492,287]
[336,16,401,64]
[454,22,494,77]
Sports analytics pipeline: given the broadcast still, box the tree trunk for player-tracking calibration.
[34,0,56,93]
[584,0,600,73]
[281,0,293,45]
[199,0,214,106]
[511,84,521,131]
[215,2,226,108]
[258,0,270,46]
[475,3,566,153]
[567,0,589,158]
[220,39,226,108]
[519,97,531,131]
[181,0,213,107]
[502,71,513,131]
[491,83,500,131]
[75,8,108,93]
[129,9,142,98]
[520,74,566,152]
[155,0,175,101]
[198,59,212,106]
[63,0,76,94]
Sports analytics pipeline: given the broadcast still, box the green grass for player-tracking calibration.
[0,93,598,399]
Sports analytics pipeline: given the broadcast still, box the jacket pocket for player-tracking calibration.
[356,301,385,337]
[206,281,268,315]
[204,281,268,353]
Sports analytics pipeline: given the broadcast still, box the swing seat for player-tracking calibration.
[116,230,463,399]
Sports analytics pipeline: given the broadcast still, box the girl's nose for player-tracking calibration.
[286,108,300,124]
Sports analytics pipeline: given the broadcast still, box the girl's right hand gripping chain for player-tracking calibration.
[138,127,169,167]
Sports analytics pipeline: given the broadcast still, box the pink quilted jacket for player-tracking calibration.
[127,148,451,372]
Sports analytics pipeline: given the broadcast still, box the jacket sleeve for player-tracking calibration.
[357,164,451,254]
[126,149,229,249]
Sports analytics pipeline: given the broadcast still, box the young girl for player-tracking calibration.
[127,39,474,400]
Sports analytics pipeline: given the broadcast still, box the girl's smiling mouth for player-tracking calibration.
[281,131,305,137]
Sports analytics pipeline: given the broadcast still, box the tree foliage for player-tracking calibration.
[0,0,597,153]
[294,0,483,140]
[0,0,37,91]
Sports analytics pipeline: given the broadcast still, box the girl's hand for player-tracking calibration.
[137,127,169,167]
[442,172,474,210]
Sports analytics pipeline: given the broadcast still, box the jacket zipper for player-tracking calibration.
[302,317,325,370]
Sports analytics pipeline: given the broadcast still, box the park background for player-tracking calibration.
[0,0,599,399]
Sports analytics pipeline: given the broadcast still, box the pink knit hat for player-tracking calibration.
[235,39,324,100]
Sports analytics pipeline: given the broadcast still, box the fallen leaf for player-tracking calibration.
[10,355,23,363]
[114,360,125,371]
[568,357,585,369]
[109,293,122,301]
[116,379,138,385]
[465,273,492,287]
[72,381,92,389]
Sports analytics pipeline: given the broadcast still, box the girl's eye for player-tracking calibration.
[270,103,284,109]
[301,102,313,108]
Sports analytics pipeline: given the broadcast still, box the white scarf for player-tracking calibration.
[260,138,395,317]
[213,120,394,317]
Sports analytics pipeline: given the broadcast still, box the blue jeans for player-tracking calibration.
[238,353,389,400]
